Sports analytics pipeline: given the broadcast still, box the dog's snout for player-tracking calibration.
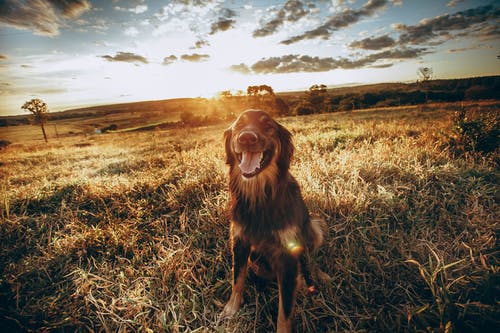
[237,131,258,145]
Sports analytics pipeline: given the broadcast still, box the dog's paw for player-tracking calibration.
[220,293,243,319]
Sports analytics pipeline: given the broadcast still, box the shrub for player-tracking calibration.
[464,85,497,100]
[293,102,315,115]
[449,108,500,154]
[101,124,118,133]
[0,139,11,149]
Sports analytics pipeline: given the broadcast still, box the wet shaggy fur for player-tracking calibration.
[221,110,326,333]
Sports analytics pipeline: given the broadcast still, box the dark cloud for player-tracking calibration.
[0,0,91,36]
[210,8,237,35]
[236,48,427,74]
[349,35,396,50]
[48,0,91,18]
[370,63,394,68]
[253,0,312,38]
[395,4,500,46]
[210,18,236,34]
[100,52,148,64]
[162,55,178,65]
[281,0,389,44]
[181,53,210,62]
[193,39,210,49]
[471,23,500,40]
[448,47,471,53]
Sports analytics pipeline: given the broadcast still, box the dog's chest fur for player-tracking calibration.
[230,172,309,255]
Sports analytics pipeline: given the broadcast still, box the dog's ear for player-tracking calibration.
[224,127,235,165]
[277,123,293,172]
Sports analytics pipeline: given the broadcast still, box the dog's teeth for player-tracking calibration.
[259,152,263,162]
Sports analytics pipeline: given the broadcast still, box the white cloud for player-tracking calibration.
[124,27,139,37]
[115,5,148,14]
[131,5,148,14]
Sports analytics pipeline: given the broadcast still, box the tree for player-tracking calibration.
[22,98,49,142]
[219,90,233,99]
[417,67,433,82]
[307,84,328,113]
[417,67,433,104]
[309,84,327,93]
[247,84,275,109]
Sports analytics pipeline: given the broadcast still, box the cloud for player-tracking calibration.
[173,0,216,6]
[470,23,500,40]
[253,0,312,38]
[36,87,68,95]
[47,0,91,18]
[370,63,393,68]
[281,0,390,44]
[152,0,224,38]
[100,52,148,64]
[114,4,148,14]
[162,55,178,65]
[229,63,251,74]
[0,0,91,36]
[349,35,396,50]
[209,8,237,35]
[181,53,210,62]
[124,27,139,37]
[193,39,210,48]
[130,4,147,14]
[447,0,464,8]
[236,48,427,74]
[210,18,236,34]
[394,4,500,46]
[447,47,470,53]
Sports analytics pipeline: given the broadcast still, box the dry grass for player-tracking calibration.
[0,106,498,332]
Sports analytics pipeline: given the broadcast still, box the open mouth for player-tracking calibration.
[237,151,269,178]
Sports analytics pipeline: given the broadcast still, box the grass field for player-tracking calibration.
[0,105,498,332]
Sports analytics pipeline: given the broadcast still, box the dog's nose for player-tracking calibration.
[238,131,258,145]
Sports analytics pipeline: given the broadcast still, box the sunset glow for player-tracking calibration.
[0,0,498,115]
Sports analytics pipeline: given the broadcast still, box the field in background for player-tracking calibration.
[0,105,498,332]
[0,97,211,144]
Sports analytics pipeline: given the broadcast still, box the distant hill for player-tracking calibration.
[1,75,498,127]
[0,97,209,127]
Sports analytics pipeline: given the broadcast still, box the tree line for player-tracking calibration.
[217,75,499,117]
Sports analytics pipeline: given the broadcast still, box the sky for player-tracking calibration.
[0,0,499,116]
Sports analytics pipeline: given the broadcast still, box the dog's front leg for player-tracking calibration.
[222,236,250,319]
[276,254,298,333]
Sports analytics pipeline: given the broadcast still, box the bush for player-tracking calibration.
[293,102,315,115]
[101,124,118,133]
[0,139,11,149]
[449,108,500,154]
[464,85,497,100]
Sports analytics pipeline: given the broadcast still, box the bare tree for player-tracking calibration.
[417,67,433,82]
[22,98,49,143]
[417,67,433,104]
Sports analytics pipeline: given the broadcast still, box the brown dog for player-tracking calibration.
[221,110,326,332]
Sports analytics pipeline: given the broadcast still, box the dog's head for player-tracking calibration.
[224,110,293,179]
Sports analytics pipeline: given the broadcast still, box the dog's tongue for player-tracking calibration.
[239,151,262,175]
